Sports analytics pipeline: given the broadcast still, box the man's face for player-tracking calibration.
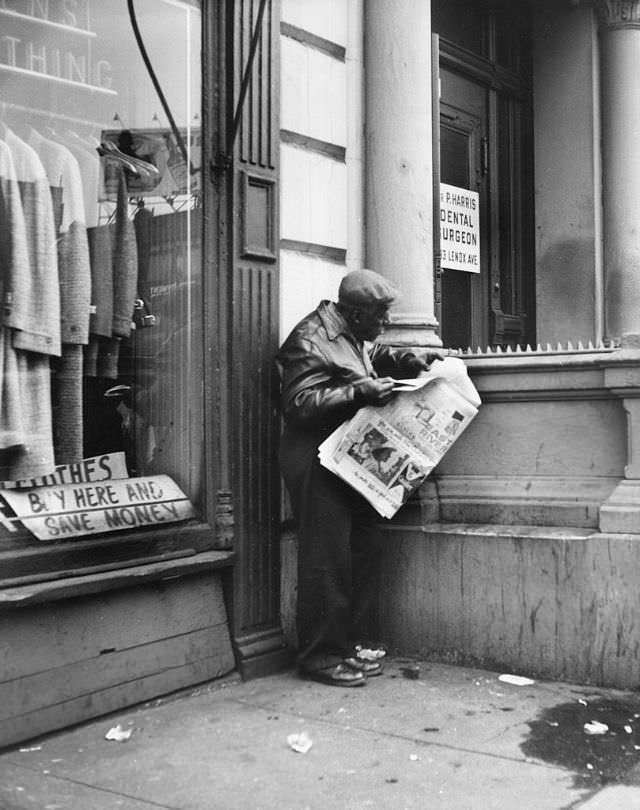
[351,304,391,342]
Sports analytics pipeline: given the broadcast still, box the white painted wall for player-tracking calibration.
[281,37,346,145]
[280,145,347,247]
[279,1,362,341]
[280,0,348,46]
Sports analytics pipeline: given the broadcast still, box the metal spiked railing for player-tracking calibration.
[454,339,619,358]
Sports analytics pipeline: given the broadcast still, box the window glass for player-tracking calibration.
[432,0,530,72]
[494,4,530,73]
[432,0,488,58]
[0,2,203,512]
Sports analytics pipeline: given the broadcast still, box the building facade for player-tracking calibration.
[279,0,640,691]
[3,0,640,747]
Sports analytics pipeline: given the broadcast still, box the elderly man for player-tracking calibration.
[277,268,441,686]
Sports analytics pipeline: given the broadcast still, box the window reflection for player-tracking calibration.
[0,0,203,508]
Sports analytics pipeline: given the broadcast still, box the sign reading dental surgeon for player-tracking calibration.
[440,183,480,273]
[1,474,196,541]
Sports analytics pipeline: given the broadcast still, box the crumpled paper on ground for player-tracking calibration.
[584,721,609,735]
[105,724,134,742]
[498,674,535,686]
[286,730,313,754]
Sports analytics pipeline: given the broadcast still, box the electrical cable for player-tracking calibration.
[126,0,194,174]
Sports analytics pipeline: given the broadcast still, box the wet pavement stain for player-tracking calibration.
[521,695,640,787]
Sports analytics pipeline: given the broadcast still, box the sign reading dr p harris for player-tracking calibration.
[440,182,480,273]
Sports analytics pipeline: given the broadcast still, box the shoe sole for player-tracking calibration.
[299,668,367,687]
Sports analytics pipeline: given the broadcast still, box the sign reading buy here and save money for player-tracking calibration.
[0,453,196,541]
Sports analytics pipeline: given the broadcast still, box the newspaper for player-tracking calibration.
[318,357,481,518]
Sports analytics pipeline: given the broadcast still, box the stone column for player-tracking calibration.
[600,336,640,532]
[597,1,640,341]
[364,0,440,347]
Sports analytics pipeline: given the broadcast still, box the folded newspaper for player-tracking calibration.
[318,357,481,518]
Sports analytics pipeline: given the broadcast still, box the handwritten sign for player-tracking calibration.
[1,475,196,541]
[440,182,480,273]
[0,452,129,490]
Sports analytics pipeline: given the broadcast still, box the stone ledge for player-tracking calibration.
[384,522,599,540]
[433,474,619,529]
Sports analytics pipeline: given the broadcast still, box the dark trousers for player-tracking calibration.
[280,426,384,671]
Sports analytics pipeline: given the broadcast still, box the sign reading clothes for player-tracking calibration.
[440,183,480,273]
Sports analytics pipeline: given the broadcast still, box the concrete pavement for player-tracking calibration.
[2,659,640,809]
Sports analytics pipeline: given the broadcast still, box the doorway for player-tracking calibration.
[433,0,535,351]
[439,73,488,350]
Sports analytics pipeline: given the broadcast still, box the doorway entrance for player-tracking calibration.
[433,0,535,351]
[439,72,488,350]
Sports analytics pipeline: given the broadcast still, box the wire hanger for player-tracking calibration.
[98,132,161,181]
[97,140,142,177]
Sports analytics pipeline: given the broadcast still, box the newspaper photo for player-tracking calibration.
[318,357,481,519]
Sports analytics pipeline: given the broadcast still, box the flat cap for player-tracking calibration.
[338,269,399,307]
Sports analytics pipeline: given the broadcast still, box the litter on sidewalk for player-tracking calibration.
[498,674,536,686]
[286,731,313,754]
[584,721,609,735]
[105,724,134,742]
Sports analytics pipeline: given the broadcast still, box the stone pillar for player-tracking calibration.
[364,0,440,347]
[596,1,640,341]
[600,335,640,533]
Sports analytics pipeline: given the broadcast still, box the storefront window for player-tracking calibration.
[0,1,203,536]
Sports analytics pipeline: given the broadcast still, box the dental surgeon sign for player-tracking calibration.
[440,183,480,273]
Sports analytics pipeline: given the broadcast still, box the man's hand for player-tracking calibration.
[404,352,445,376]
[353,377,396,406]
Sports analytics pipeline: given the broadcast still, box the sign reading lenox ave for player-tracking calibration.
[2,474,196,541]
[440,182,480,273]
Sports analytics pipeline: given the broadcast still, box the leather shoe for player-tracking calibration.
[300,662,367,687]
[344,657,384,677]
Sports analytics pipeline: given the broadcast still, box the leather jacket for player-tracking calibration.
[276,300,420,433]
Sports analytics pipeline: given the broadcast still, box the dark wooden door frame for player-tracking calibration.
[205,0,288,678]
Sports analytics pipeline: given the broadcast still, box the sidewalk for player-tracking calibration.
[2,658,640,809]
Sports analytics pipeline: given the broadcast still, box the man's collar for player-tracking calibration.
[318,300,355,342]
